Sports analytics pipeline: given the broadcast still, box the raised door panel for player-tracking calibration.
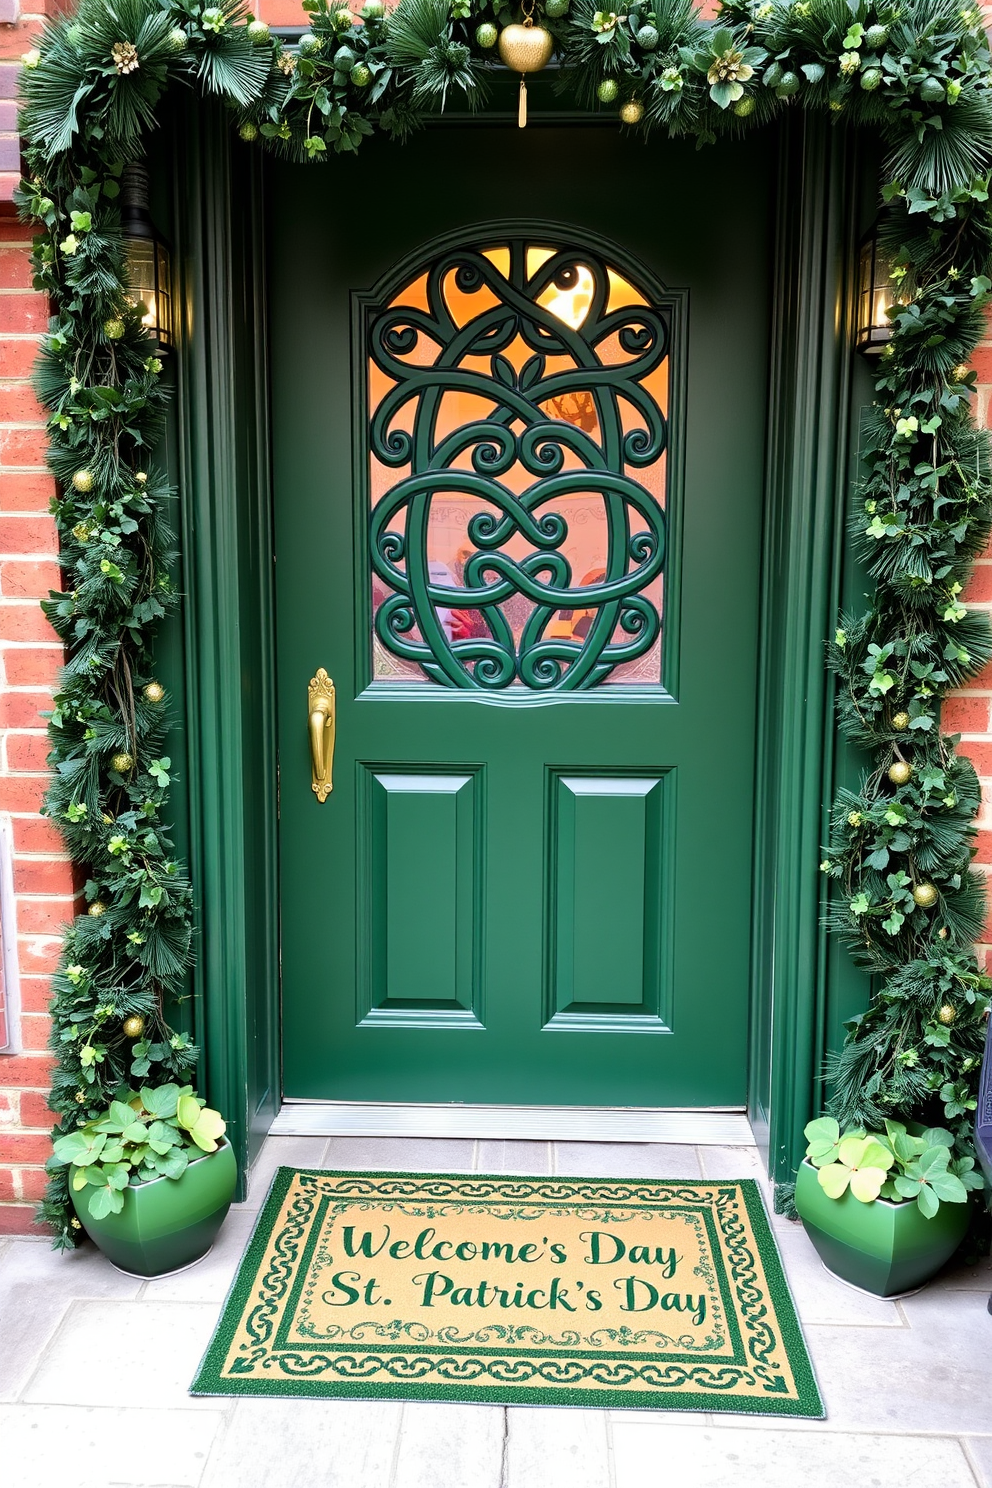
[358,769,483,1027]
[547,772,672,1031]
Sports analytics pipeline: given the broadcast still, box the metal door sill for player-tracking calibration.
[271,1101,754,1145]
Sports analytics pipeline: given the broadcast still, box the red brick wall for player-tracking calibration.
[949,342,992,970]
[0,1,74,1234]
[0,1,991,1232]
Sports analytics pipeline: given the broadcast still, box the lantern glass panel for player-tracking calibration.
[124,235,172,350]
[857,234,893,355]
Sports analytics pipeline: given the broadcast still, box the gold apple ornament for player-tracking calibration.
[499,0,554,128]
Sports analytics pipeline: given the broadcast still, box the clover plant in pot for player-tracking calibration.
[794,1116,983,1297]
[51,1083,237,1277]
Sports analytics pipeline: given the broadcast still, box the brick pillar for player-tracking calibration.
[950,337,992,969]
[0,0,74,1232]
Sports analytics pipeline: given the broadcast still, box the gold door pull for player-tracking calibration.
[308,669,336,802]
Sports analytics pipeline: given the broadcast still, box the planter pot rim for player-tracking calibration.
[121,1136,231,1195]
[798,1157,963,1219]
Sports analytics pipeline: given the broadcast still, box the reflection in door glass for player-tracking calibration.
[367,237,670,691]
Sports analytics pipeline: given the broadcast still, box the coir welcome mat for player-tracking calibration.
[192,1169,822,1416]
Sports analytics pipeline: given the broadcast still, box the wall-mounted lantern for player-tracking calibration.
[856,227,895,357]
[121,163,173,353]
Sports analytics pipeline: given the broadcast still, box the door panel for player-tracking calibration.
[270,124,774,1108]
[358,768,483,1026]
[548,772,671,1027]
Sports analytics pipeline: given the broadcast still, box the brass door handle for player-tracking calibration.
[308,668,336,802]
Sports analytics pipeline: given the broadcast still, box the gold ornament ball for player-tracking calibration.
[620,99,644,124]
[122,1014,145,1038]
[71,522,91,543]
[892,711,910,731]
[913,882,939,908]
[111,751,134,773]
[498,21,554,74]
[937,1003,957,1025]
[74,1090,86,1103]
[72,469,94,493]
[888,760,913,785]
[103,317,125,341]
[143,681,165,704]
[87,900,106,917]
[952,363,970,382]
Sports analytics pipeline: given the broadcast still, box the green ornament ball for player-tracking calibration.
[919,75,945,103]
[635,23,658,49]
[298,31,322,53]
[362,0,385,15]
[545,0,570,15]
[72,469,94,493]
[864,23,888,48]
[475,21,498,47]
[860,67,882,91]
[333,6,353,27]
[167,26,188,51]
[239,121,259,142]
[103,317,125,340]
[733,95,755,117]
[350,62,371,86]
[775,71,800,98]
[246,18,269,42]
[597,78,619,104]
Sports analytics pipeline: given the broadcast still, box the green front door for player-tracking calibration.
[271,124,773,1108]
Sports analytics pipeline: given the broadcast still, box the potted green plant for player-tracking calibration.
[794,1116,984,1297]
[50,1083,237,1277]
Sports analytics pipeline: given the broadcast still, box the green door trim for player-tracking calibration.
[166,104,870,1189]
[170,102,281,1199]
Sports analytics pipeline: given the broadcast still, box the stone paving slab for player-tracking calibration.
[197,1398,404,1488]
[0,1404,223,1488]
[611,1421,981,1488]
[22,1300,222,1410]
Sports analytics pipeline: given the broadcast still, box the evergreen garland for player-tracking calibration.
[16,0,992,1246]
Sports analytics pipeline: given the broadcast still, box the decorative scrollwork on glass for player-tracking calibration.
[366,236,671,691]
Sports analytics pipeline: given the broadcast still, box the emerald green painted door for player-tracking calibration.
[271,125,773,1107]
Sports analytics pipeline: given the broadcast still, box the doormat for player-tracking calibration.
[191,1169,822,1416]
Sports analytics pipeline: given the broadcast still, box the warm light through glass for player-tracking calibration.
[124,237,172,350]
[856,231,894,356]
[537,264,595,329]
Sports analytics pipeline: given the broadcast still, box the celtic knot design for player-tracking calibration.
[367,235,670,691]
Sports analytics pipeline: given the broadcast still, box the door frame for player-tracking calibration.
[165,98,875,1196]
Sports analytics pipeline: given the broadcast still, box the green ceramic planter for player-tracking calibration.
[794,1159,969,1297]
[70,1139,237,1277]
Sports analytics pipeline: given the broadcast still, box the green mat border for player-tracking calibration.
[191,1168,824,1417]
